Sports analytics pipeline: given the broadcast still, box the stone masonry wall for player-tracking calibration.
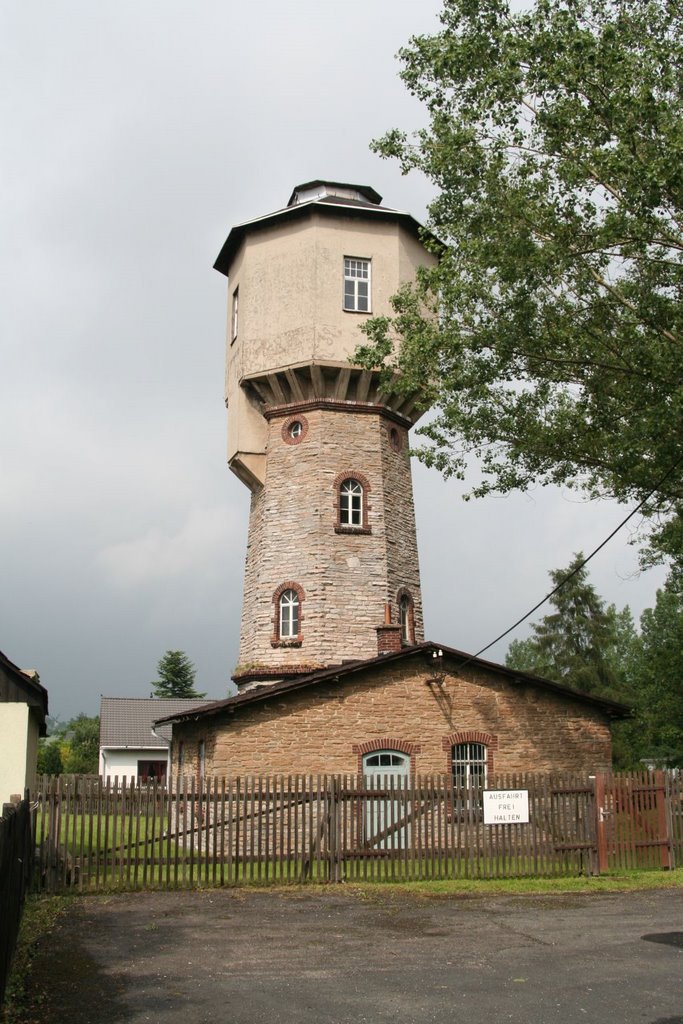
[380,420,424,642]
[173,658,613,779]
[237,405,423,673]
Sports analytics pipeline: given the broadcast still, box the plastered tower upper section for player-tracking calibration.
[214,181,438,686]
[214,181,438,490]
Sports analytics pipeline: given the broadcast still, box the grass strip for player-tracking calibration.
[1,897,70,1024]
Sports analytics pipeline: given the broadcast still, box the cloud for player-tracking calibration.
[96,505,242,588]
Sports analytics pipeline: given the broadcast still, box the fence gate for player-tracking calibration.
[595,771,672,871]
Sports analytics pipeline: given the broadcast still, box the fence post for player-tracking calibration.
[328,777,341,883]
[654,770,672,869]
[593,772,609,874]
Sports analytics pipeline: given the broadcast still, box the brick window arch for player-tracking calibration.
[333,471,371,534]
[281,414,309,445]
[397,588,415,646]
[442,731,498,780]
[271,581,305,647]
[352,738,421,775]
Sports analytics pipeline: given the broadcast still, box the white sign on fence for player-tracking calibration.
[483,789,529,825]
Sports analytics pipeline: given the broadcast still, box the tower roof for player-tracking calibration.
[214,180,432,278]
[286,180,383,207]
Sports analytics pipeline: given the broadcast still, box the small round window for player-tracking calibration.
[281,414,308,445]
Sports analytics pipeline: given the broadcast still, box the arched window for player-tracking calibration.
[340,479,363,526]
[334,472,371,533]
[363,751,410,772]
[279,589,300,639]
[272,582,305,646]
[452,742,488,791]
[398,590,415,645]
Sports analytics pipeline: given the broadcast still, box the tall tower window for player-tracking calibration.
[280,589,300,638]
[343,257,371,312]
[272,582,305,646]
[334,472,371,533]
[231,286,239,341]
[340,479,363,526]
[398,591,415,645]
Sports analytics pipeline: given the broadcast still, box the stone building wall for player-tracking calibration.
[172,658,613,780]
[236,405,423,675]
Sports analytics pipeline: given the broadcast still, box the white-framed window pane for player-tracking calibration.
[343,257,370,311]
[340,479,363,526]
[280,589,300,638]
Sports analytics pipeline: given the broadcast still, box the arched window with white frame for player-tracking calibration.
[334,472,371,533]
[339,478,363,527]
[272,582,305,647]
[279,588,300,639]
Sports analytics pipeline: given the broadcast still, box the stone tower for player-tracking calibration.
[214,181,437,688]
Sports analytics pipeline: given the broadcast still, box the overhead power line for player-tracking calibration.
[458,457,683,670]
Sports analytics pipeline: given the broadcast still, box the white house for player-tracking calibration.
[98,697,214,782]
[0,650,48,805]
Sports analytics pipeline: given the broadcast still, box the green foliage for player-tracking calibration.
[358,0,683,566]
[621,580,683,766]
[151,650,205,699]
[505,553,633,696]
[505,557,683,767]
[60,714,100,775]
[37,714,100,776]
[37,740,63,776]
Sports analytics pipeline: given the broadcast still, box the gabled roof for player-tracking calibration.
[155,642,629,728]
[99,697,216,749]
[0,649,48,735]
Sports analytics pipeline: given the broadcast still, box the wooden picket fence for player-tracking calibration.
[30,770,682,892]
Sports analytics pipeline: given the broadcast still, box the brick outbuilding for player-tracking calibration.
[157,643,626,781]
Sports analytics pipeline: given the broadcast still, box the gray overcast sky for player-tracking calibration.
[1,0,667,722]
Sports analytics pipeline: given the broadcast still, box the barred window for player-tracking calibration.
[452,742,487,790]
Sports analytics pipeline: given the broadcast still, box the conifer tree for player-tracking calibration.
[151,650,205,699]
[506,554,628,697]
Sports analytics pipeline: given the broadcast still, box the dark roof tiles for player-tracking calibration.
[99,697,216,748]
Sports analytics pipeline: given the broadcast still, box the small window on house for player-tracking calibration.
[343,257,370,312]
[399,592,415,645]
[279,588,300,639]
[289,421,303,439]
[198,740,206,780]
[389,428,401,452]
[339,478,363,527]
[452,742,487,791]
[178,741,185,772]
[231,287,239,341]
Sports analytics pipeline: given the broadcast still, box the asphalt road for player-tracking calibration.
[17,887,683,1024]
